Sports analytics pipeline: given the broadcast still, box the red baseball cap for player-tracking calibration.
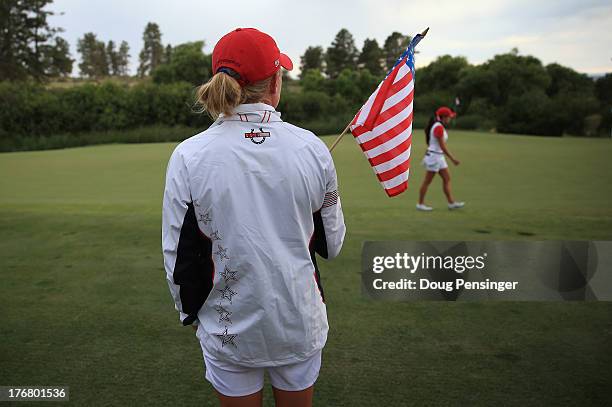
[436,106,457,118]
[212,28,293,87]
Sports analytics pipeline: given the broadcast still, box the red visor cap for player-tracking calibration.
[436,106,457,118]
[212,28,293,86]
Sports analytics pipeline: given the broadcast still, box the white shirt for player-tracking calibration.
[427,122,448,154]
[162,103,346,367]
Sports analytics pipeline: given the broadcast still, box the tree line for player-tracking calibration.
[0,1,174,80]
[72,22,174,78]
[300,29,412,79]
[0,1,408,82]
[1,0,611,152]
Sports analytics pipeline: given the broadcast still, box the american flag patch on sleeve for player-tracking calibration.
[322,190,339,208]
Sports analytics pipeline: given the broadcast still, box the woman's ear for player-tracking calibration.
[267,70,283,108]
[269,70,281,94]
[269,78,277,95]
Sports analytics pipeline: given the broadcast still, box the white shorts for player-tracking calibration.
[202,349,322,397]
[422,151,448,172]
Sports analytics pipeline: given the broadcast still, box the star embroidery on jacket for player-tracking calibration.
[214,245,229,261]
[198,212,212,225]
[218,285,237,303]
[214,305,232,324]
[211,230,222,241]
[221,265,238,284]
[215,327,237,348]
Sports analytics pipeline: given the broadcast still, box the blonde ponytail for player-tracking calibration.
[195,70,279,119]
[195,72,243,118]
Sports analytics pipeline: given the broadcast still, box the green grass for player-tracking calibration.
[1,130,611,406]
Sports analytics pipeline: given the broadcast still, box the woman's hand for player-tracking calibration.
[439,138,459,166]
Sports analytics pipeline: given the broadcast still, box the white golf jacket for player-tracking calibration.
[162,103,346,367]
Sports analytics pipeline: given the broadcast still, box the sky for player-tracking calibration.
[49,0,612,77]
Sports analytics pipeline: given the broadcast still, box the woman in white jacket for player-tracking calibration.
[162,28,345,407]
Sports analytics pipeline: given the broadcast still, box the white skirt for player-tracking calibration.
[202,347,322,396]
[422,151,448,172]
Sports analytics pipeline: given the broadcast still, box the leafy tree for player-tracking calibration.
[42,36,73,77]
[325,28,358,78]
[331,68,379,106]
[416,91,461,117]
[138,22,164,77]
[77,32,108,78]
[544,63,598,136]
[594,73,612,105]
[0,0,29,80]
[163,43,172,64]
[595,73,612,136]
[299,46,324,79]
[417,55,469,94]
[355,68,380,101]
[455,65,498,111]
[550,91,599,136]
[116,41,130,76]
[301,69,327,93]
[546,63,593,97]
[546,64,601,135]
[497,90,558,135]
[358,38,384,77]
[383,31,410,71]
[78,37,127,77]
[106,40,119,75]
[152,41,211,85]
[495,63,599,137]
[482,52,551,106]
[0,0,69,80]
[22,0,57,78]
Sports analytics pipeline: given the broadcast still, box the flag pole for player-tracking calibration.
[328,27,429,153]
[328,121,352,152]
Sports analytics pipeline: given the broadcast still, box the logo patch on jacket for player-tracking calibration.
[245,128,271,144]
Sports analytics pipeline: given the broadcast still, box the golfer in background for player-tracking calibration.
[162,28,345,407]
[417,106,465,211]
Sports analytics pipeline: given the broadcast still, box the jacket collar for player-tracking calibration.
[219,103,282,123]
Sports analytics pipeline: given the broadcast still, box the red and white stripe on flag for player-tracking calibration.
[349,58,414,197]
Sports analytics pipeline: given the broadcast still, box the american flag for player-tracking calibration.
[350,30,427,197]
